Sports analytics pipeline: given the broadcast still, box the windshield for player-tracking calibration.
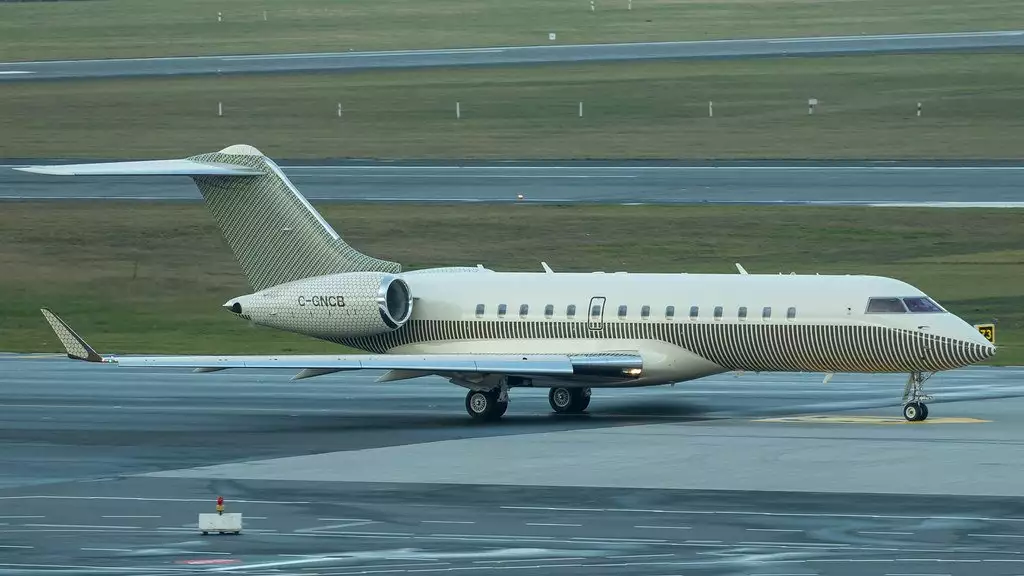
[866,297,907,313]
[902,297,944,313]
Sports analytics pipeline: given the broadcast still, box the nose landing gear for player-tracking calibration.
[902,371,934,422]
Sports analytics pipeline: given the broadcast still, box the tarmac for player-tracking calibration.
[4,161,1024,205]
[2,31,1024,82]
[2,354,1024,575]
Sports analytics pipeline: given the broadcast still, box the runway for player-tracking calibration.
[4,161,1024,205]
[2,355,1024,574]
[2,30,1023,82]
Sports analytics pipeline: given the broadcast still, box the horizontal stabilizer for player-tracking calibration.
[15,159,264,177]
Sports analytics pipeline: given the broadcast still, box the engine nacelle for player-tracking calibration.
[225,271,413,339]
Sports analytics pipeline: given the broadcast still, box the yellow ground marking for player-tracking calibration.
[754,415,990,425]
[11,354,65,360]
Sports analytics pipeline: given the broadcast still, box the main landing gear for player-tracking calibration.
[902,371,934,422]
[549,387,591,414]
[463,385,592,421]
[465,388,508,421]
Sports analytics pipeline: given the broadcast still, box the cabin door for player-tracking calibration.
[588,296,606,331]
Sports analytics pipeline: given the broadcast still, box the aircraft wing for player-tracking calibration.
[40,309,642,381]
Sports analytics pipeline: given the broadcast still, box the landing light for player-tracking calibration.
[624,368,642,377]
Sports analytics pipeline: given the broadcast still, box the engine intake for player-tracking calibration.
[378,275,413,329]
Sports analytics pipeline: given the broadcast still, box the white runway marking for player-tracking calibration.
[0,495,310,504]
[81,547,133,552]
[0,71,32,75]
[502,506,1024,523]
[525,522,582,527]
[422,520,476,524]
[101,515,161,518]
[25,523,140,529]
[746,528,805,532]
[634,525,692,530]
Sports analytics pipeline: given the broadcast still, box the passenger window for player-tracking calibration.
[641,305,650,320]
[498,304,507,318]
[666,305,675,321]
[762,306,771,320]
[519,304,529,318]
[567,304,577,319]
[902,297,943,313]
[738,306,747,321]
[544,304,554,319]
[866,298,908,314]
[591,305,602,320]
[787,307,797,320]
[475,304,485,318]
[689,306,699,320]
[618,305,627,319]
[713,306,723,321]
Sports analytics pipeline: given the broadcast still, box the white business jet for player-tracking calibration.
[20,145,995,422]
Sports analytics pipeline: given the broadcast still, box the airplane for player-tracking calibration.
[20,144,996,422]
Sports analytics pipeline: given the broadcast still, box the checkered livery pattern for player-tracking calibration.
[246,272,411,339]
[187,146,400,292]
[40,308,101,361]
[339,320,990,373]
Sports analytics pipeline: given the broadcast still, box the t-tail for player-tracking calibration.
[17,144,400,290]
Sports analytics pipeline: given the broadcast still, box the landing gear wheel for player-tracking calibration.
[465,389,504,421]
[903,401,928,422]
[902,372,934,422]
[549,387,591,414]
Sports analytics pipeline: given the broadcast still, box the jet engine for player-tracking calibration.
[225,271,413,339]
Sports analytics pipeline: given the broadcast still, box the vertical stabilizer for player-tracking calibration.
[186,145,400,290]
[16,144,401,290]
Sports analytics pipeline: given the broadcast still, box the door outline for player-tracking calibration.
[588,296,606,331]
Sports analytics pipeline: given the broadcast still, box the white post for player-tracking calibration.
[628,0,632,9]
[218,101,223,117]
[456,101,461,119]
[590,0,595,11]
[337,103,342,118]
[579,101,583,118]
[917,102,922,117]
[708,101,713,117]
[263,10,268,21]
[808,98,817,115]
[218,11,222,22]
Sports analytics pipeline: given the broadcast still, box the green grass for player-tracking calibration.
[0,202,1020,365]
[1,0,1022,61]
[2,54,1024,160]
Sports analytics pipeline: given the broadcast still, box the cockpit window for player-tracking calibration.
[866,297,908,313]
[902,297,944,313]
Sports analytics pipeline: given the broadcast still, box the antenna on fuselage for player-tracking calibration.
[735,263,748,275]
[541,262,554,274]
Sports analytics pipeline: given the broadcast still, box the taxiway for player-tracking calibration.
[1,355,1023,574]
[2,31,1024,82]
[3,161,1024,205]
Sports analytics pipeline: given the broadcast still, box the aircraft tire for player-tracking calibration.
[549,387,590,414]
[575,388,592,412]
[466,389,503,421]
[903,401,927,422]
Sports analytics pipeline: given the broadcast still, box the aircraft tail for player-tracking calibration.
[17,144,401,290]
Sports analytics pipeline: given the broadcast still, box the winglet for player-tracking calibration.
[39,308,105,362]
